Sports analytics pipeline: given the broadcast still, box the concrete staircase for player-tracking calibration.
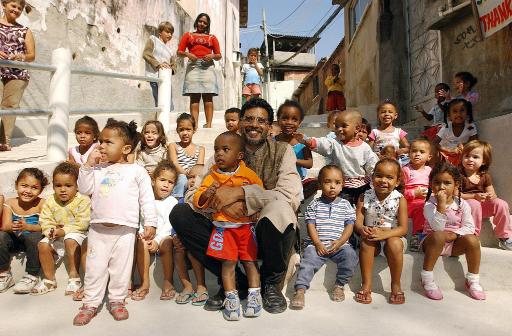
[2,112,512,334]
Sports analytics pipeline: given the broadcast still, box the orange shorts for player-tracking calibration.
[206,225,257,261]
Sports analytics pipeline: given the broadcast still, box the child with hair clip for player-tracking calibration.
[368,100,410,165]
[290,165,358,309]
[168,113,205,201]
[73,118,157,326]
[68,116,100,166]
[296,110,379,206]
[434,98,477,166]
[193,131,263,321]
[354,159,408,305]
[32,162,90,296]
[275,100,313,181]
[416,83,451,141]
[224,107,241,133]
[421,162,485,301]
[132,161,198,301]
[460,140,512,250]
[135,120,167,176]
[403,139,433,252]
[0,168,48,293]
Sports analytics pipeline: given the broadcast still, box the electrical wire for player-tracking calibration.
[270,0,307,27]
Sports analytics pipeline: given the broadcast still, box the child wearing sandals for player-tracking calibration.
[421,162,485,300]
[32,162,90,296]
[290,165,358,310]
[0,168,48,294]
[193,131,263,321]
[355,158,408,304]
[132,161,202,302]
[460,140,512,250]
[73,119,157,326]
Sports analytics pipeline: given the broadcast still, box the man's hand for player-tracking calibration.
[209,186,244,211]
[222,201,247,219]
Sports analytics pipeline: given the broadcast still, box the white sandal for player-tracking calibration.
[30,279,57,296]
[65,278,82,295]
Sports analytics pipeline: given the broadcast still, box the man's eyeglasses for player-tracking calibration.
[241,116,269,125]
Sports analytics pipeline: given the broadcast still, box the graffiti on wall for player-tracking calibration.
[453,25,483,49]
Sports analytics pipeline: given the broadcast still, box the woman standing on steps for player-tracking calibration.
[177,13,221,129]
[0,0,35,151]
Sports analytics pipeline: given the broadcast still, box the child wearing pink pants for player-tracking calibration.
[460,140,512,250]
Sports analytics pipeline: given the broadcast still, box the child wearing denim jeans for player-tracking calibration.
[290,165,358,309]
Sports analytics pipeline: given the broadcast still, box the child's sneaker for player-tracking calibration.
[12,274,39,294]
[222,291,241,321]
[244,290,262,317]
[498,238,512,251]
[108,301,129,321]
[73,304,97,326]
[465,279,486,300]
[0,271,14,293]
[422,279,443,300]
[409,234,422,252]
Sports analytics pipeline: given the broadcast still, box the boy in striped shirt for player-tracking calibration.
[290,165,358,309]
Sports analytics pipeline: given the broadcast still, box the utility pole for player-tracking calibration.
[262,8,272,105]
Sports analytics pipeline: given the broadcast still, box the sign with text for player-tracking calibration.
[475,0,512,38]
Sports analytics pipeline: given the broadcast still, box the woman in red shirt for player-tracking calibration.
[177,13,222,129]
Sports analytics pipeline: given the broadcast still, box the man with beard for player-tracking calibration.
[169,98,302,314]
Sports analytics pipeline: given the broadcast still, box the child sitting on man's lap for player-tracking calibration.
[193,131,263,321]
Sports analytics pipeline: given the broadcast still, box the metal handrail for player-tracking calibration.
[0,59,56,72]
[70,107,161,114]
[0,108,50,116]
[71,66,161,83]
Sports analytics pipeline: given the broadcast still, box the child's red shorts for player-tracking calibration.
[206,225,257,261]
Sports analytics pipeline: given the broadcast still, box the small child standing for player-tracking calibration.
[143,21,176,107]
[224,107,241,133]
[416,83,451,141]
[324,64,345,112]
[168,113,205,200]
[421,162,485,301]
[68,116,100,166]
[403,139,432,251]
[0,168,48,293]
[297,110,378,205]
[290,165,358,309]
[135,120,167,176]
[275,100,313,181]
[355,159,408,305]
[32,162,90,296]
[368,100,410,163]
[460,140,512,250]
[241,48,264,101]
[193,131,263,321]
[73,119,157,326]
[132,161,194,301]
[435,98,477,166]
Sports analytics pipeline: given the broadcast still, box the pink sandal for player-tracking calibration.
[109,301,129,321]
[73,304,97,326]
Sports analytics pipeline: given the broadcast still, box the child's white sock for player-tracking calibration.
[248,287,260,294]
[466,272,483,290]
[225,290,238,297]
[421,270,438,290]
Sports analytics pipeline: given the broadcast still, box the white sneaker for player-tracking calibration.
[498,238,512,251]
[13,274,39,294]
[0,272,14,293]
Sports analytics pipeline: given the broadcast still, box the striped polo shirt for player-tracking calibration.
[305,196,355,245]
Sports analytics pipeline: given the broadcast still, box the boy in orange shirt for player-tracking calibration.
[193,131,263,321]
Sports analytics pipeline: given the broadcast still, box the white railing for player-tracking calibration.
[0,48,172,161]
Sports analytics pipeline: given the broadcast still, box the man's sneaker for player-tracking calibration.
[409,234,422,252]
[13,274,39,294]
[0,272,14,293]
[222,292,241,321]
[244,290,262,318]
[498,238,512,251]
[465,279,486,300]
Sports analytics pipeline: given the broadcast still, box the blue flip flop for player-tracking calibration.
[175,291,194,304]
[191,291,209,306]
